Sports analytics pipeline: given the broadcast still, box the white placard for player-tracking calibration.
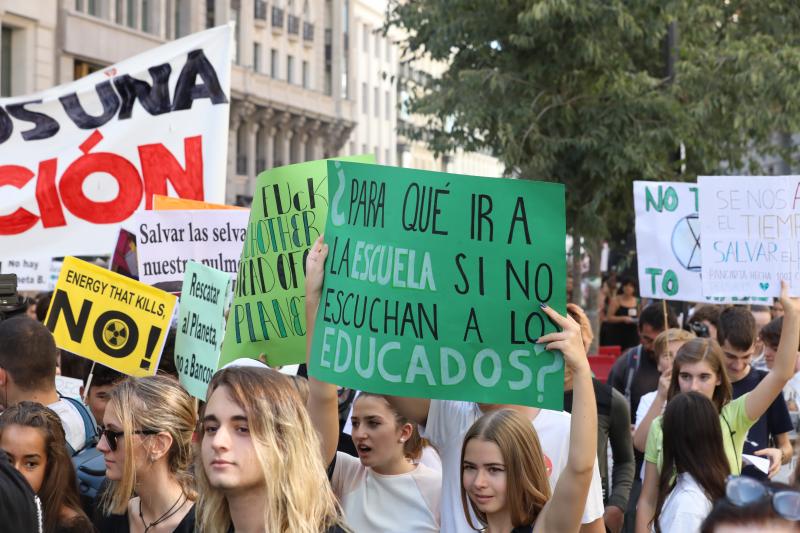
[0,256,53,291]
[634,181,703,301]
[699,175,800,297]
[135,209,249,286]
[0,25,232,259]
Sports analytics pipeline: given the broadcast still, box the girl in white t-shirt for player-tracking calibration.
[652,391,729,533]
[459,303,597,533]
[304,237,441,533]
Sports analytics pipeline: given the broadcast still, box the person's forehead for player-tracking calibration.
[679,361,714,374]
[721,341,754,358]
[206,385,247,420]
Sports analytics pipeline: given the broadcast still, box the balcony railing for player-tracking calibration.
[271,6,284,28]
[254,0,267,21]
[303,22,314,41]
[287,15,300,35]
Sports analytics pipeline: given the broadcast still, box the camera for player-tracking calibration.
[0,274,27,321]
[686,320,710,338]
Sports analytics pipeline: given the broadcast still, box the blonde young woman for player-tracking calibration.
[459,302,598,533]
[95,375,196,533]
[304,236,441,532]
[196,365,348,533]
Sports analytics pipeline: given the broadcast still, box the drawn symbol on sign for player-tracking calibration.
[671,213,701,272]
[102,319,129,348]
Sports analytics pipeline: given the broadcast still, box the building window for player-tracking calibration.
[302,60,309,88]
[254,0,267,20]
[385,90,390,120]
[230,0,240,64]
[374,34,380,58]
[88,0,100,16]
[361,83,368,114]
[253,43,262,73]
[0,26,12,97]
[374,87,379,118]
[116,0,125,24]
[270,48,279,78]
[76,0,84,10]
[173,0,190,38]
[73,59,104,80]
[362,24,369,52]
[236,125,248,174]
[287,55,294,84]
[205,0,216,28]
[127,0,136,29]
[142,0,151,32]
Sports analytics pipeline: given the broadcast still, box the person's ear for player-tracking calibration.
[399,423,413,444]
[149,432,174,462]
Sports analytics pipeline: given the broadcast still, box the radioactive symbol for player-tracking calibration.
[93,310,138,358]
[102,319,129,347]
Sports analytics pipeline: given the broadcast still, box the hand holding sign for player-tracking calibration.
[537,305,589,378]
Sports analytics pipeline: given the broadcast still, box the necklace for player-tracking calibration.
[138,491,186,533]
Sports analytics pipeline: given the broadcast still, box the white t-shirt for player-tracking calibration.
[635,391,662,480]
[420,400,604,533]
[656,473,712,533]
[48,398,90,452]
[331,451,441,533]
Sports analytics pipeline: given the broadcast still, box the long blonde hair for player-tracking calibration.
[195,366,345,533]
[460,409,551,529]
[100,375,197,515]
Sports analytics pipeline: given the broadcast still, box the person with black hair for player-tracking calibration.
[0,450,42,532]
[700,477,800,533]
[80,364,125,425]
[604,278,641,351]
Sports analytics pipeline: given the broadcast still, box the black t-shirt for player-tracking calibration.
[95,503,196,533]
[731,368,793,478]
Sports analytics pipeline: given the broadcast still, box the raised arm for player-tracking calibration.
[635,461,659,533]
[745,283,800,421]
[304,236,340,466]
[536,304,598,533]
[633,370,670,452]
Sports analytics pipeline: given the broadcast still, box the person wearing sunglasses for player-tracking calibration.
[700,476,800,532]
[95,375,196,533]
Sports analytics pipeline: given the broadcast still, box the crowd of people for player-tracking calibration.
[0,238,799,532]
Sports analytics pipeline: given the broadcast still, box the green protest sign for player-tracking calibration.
[220,155,375,367]
[175,261,232,400]
[309,161,567,409]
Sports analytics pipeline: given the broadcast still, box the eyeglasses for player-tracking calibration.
[99,427,159,452]
[726,475,800,521]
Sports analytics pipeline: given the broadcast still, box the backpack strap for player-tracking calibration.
[623,345,642,403]
[58,394,99,455]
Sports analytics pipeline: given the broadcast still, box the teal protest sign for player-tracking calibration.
[220,155,375,367]
[175,261,232,400]
[309,161,567,409]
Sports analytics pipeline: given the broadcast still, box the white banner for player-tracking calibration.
[700,175,800,297]
[0,25,232,259]
[135,209,249,287]
[634,181,703,301]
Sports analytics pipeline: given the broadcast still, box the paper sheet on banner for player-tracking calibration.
[0,25,232,259]
[44,257,177,377]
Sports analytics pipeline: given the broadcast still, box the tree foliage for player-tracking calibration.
[387,1,800,240]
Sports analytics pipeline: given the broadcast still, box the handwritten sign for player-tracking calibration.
[219,155,375,367]
[44,257,177,377]
[700,176,800,297]
[309,161,567,409]
[174,262,232,400]
[134,209,249,287]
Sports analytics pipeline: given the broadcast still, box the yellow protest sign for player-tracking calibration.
[152,194,246,211]
[44,257,177,377]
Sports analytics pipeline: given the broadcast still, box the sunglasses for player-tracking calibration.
[726,475,800,521]
[99,427,159,452]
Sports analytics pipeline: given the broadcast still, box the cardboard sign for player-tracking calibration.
[700,176,800,297]
[134,209,249,287]
[309,161,567,410]
[0,25,232,259]
[634,181,702,301]
[174,262,232,400]
[44,257,177,377]
[219,155,375,367]
[152,195,246,211]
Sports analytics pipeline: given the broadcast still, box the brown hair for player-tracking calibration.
[691,305,722,330]
[0,316,57,391]
[653,392,730,532]
[668,337,732,412]
[0,401,91,533]
[196,367,345,533]
[700,481,799,532]
[460,409,550,529]
[355,392,424,461]
[717,306,757,351]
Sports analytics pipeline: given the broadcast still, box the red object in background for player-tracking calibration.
[588,353,618,382]
[598,345,622,357]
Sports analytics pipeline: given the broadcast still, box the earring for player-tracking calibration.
[399,438,405,443]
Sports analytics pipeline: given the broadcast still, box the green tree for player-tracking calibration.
[387,0,800,306]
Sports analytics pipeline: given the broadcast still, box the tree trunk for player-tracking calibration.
[585,237,602,354]
[571,234,583,307]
